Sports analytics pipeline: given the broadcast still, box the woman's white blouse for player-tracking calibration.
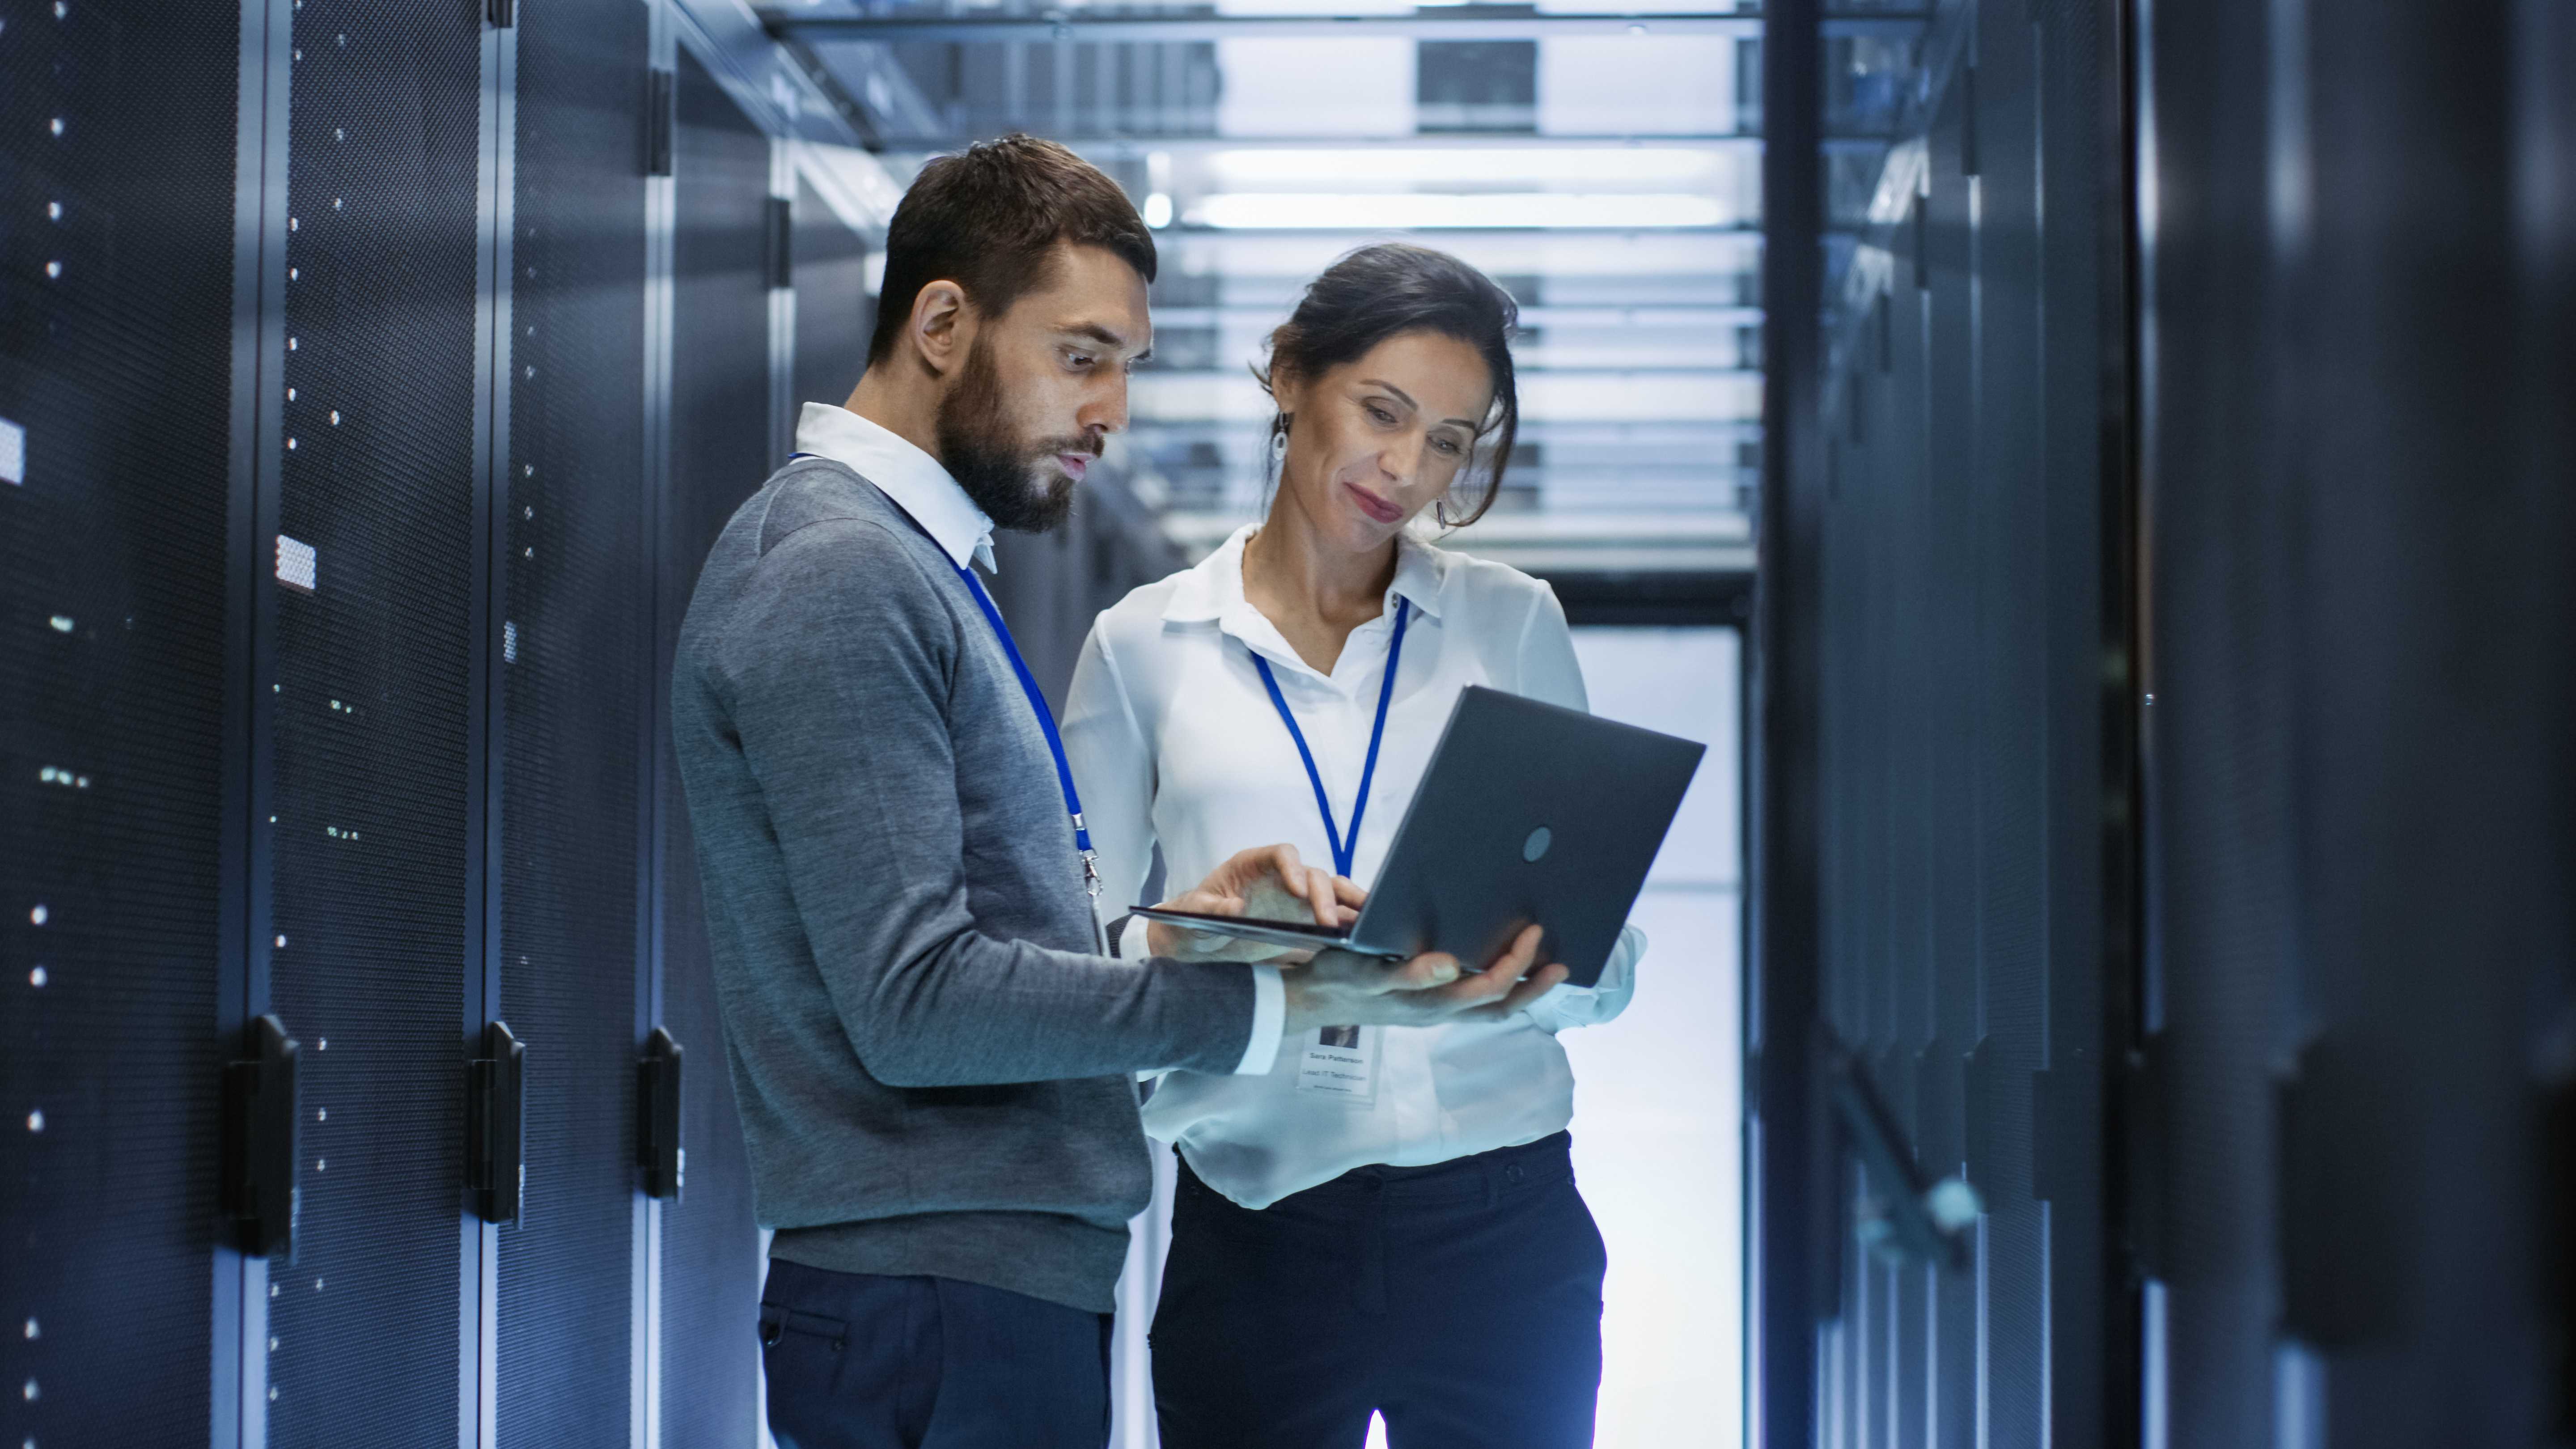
[1062,524,1643,1210]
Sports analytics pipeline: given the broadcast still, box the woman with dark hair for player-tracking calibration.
[1063,242,1644,1448]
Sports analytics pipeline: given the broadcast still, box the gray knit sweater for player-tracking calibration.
[672,456,1259,1313]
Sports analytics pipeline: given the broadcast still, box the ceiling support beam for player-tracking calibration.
[773,11,1928,43]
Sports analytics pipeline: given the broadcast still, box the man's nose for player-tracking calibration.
[1078,373,1130,437]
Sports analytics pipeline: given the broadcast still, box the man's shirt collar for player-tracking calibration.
[793,402,997,572]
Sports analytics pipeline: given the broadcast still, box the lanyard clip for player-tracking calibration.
[1080,849,1103,898]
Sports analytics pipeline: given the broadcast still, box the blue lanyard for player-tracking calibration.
[952,567,1096,866]
[789,455,1102,917]
[1252,598,1410,879]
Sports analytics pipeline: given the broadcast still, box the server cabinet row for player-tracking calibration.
[1801,0,2576,1445]
[1805,0,2132,1442]
[2135,0,2575,1444]
[0,1,884,1445]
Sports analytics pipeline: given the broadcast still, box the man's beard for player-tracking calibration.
[934,340,1089,534]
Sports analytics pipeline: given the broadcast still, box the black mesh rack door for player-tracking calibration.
[0,4,241,1444]
[490,0,653,1443]
[261,0,485,1442]
[655,47,771,1449]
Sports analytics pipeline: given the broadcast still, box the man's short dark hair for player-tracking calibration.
[866,135,1158,366]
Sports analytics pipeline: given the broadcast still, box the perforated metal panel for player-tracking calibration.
[0,2,237,1442]
[791,178,872,415]
[657,48,770,1449]
[263,0,483,1441]
[1809,1,2130,1442]
[491,0,653,1442]
[2141,4,2576,1445]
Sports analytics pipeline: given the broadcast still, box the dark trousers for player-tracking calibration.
[1150,1133,1607,1449]
[759,1258,1111,1449]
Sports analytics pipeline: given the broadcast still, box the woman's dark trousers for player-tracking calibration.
[1150,1132,1607,1449]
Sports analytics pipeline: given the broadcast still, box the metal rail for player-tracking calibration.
[771,9,1928,42]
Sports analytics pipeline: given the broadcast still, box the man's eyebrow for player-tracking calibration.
[1063,322,1140,353]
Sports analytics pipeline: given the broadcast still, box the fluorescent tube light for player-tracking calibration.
[1188,192,1733,229]
[1207,147,1726,185]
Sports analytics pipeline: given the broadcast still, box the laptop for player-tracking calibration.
[1131,685,1705,988]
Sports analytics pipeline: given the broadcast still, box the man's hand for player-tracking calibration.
[1144,843,1364,961]
[1280,924,1568,1034]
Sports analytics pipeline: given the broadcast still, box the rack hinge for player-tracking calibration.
[2123,1032,2168,1278]
[2275,1035,2402,1346]
[1912,1034,1962,1178]
[221,1014,301,1258]
[466,1020,526,1225]
[637,1026,685,1201]
[766,196,794,290]
[645,69,676,178]
[1959,64,1980,178]
[1961,1034,1995,1186]
[2544,1068,2576,1436]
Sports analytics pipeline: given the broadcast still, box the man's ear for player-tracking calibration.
[907,279,971,377]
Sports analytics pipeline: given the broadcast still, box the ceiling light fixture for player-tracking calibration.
[1188,191,1734,230]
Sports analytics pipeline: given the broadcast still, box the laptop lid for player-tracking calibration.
[1343,686,1704,987]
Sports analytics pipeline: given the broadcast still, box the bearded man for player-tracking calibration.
[670,137,1551,1445]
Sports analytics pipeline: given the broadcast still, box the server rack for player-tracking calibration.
[1788,0,2576,1445]
[0,2,898,1444]
[2138,1,2576,1445]
[0,4,242,1446]
[493,0,653,1442]
[1794,0,2137,1442]
[651,44,773,1449]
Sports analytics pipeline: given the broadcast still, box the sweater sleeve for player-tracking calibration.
[713,520,1260,1088]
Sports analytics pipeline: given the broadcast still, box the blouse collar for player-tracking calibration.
[1161,524,1449,687]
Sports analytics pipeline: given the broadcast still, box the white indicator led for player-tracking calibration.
[0,415,24,486]
[275,534,318,593]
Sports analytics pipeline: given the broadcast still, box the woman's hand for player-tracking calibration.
[1280,924,1568,1032]
[1145,843,1364,961]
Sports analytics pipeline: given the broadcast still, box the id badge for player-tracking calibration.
[1294,1025,1378,1103]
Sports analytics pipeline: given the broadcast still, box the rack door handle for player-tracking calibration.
[466,1020,525,1225]
[222,1014,301,1258]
